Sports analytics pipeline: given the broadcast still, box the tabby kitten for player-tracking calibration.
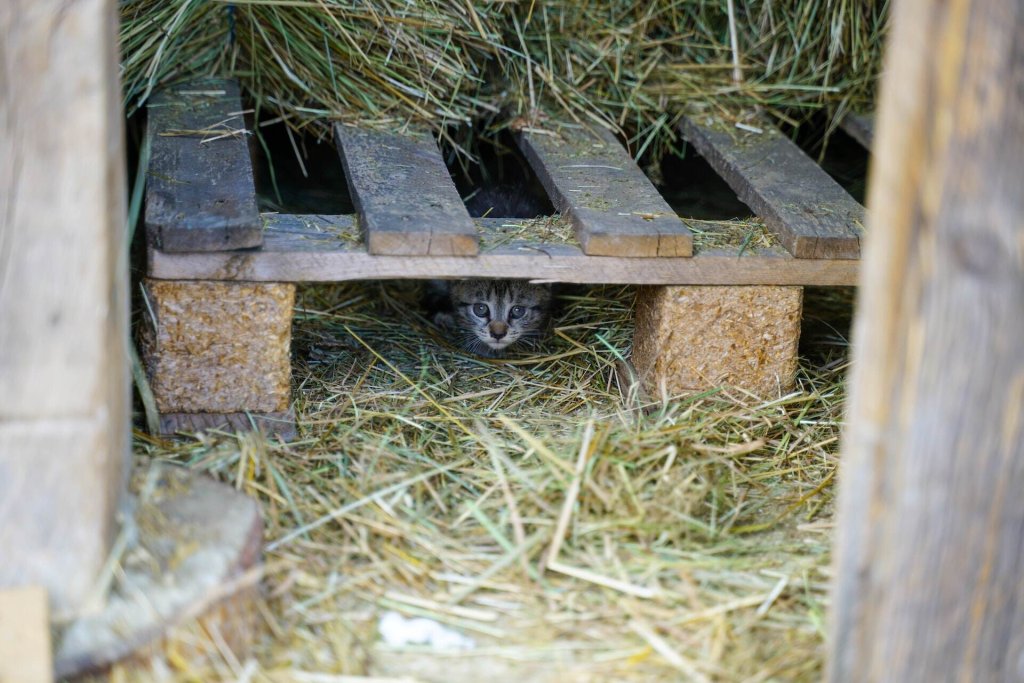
[427,279,552,356]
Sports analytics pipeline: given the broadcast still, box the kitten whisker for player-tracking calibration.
[424,279,553,359]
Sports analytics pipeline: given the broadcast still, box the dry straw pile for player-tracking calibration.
[121,0,886,153]
[129,283,852,681]
[121,2,867,677]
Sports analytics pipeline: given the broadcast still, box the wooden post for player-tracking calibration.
[829,0,1024,680]
[0,0,129,617]
[0,587,53,683]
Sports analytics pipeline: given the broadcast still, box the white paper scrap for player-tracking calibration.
[378,611,476,651]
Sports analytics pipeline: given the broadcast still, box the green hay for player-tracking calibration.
[120,1,888,157]
[125,282,850,681]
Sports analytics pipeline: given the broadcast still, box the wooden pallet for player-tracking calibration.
[144,82,864,286]
[141,80,867,433]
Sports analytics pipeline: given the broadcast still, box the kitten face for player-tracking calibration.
[448,280,551,356]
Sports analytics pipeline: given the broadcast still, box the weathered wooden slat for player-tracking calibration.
[1,0,128,616]
[148,214,857,285]
[158,410,297,441]
[829,0,1024,679]
[334,124,479,256]
[678,114,865,259]
[145,79,262,252]
[839,111,874,150]
[517,127,693,257]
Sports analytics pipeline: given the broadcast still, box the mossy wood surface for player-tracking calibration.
[55,471,262,679]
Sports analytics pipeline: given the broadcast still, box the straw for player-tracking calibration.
[123,281,852,680]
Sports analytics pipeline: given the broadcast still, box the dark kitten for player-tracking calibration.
[426,279,552,356]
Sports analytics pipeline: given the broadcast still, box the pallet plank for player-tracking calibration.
[148,214,857,286]
[158,410,297,441]
[335,125,478,256]
[679,113,864,259]
[145,80,262,252]
[518,127,693,257]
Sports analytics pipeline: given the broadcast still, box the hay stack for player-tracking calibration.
[121,1,886,154]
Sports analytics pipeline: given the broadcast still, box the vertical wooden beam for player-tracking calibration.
[0,0,129,616]
[829,0,1024,680]
[0,587,53,683]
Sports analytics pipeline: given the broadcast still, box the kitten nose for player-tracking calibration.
[489,321,508,340]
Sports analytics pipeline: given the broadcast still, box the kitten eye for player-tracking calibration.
[509,305,526,319]
[472,303,490,318]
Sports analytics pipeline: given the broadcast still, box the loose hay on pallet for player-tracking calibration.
[127,282,849,681]
[474,214,776,253]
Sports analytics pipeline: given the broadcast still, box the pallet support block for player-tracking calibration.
[140,279,295,436]
[632,286,803,397]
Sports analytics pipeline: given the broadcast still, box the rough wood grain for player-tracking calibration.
[829,0,1024,680]
[148,214,858,285]
[0,0,129,616]
[679,113,865,259]
[145,80,263,252]
[839,111,874,150]
[335,124,478,256]
[0,587,53,683]
[518,127,693,257]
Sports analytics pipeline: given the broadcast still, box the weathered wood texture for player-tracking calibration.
[679,114,865,259]
[0,0,129,615]
[518,127,693,257]
[140,280,294,414]
[632,286,803,397]
[335,124,479,256]
[149,214,858,285]
[0,587,53,683]
[145,80,263,252]
[55,470,262,679]
[828,0,1024,680]
[839,112,874,150]
[159,410,297,441]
